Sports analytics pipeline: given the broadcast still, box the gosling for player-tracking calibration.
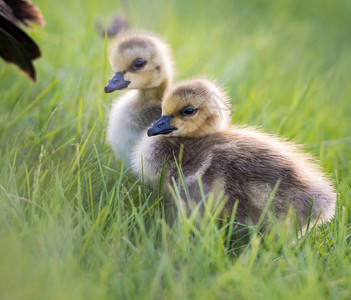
[132,79,336,227]
[105,30,174,166]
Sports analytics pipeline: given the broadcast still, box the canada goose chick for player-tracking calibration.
[133,79,336,227]
[106,30,174,165]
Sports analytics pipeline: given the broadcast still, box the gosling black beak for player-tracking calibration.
[104,72,130,93]
[147,116,178,137]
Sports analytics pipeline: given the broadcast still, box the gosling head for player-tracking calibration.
[104,30,174,93]
[147,79,231,138]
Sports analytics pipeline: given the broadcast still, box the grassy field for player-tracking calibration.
[1,0,351,299]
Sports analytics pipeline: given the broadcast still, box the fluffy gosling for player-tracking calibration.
[132,79,336,227]
[105,30,174,165]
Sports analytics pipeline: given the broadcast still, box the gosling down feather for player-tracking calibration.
[132,79,336,227]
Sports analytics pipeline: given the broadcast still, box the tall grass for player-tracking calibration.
[0,0,350,299]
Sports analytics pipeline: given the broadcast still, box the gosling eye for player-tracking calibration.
[132,59,146,70]
[181,106,197,117]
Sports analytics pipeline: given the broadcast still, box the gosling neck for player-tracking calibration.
[138,79,169,101]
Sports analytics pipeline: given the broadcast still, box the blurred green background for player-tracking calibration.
[1,0,351,299]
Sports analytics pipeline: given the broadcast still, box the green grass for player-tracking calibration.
[1,0,351,299]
